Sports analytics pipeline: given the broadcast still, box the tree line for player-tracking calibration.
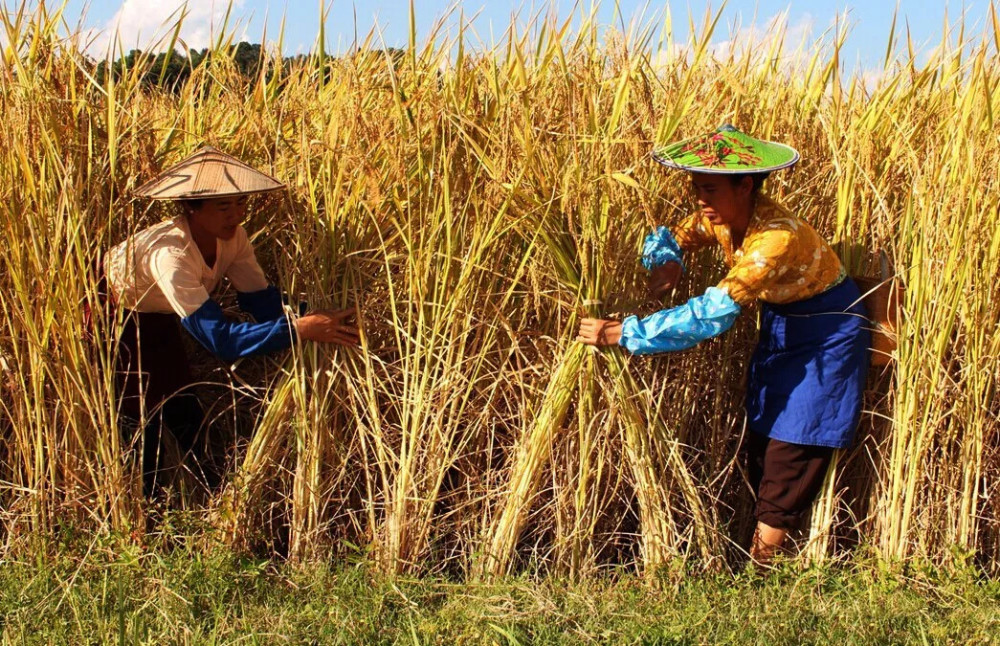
[95,42,279,88]
[95,42,408,90]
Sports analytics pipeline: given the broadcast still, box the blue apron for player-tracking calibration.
[745,277,871,449]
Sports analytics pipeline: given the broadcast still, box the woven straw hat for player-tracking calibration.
[652,124,799,174]
[133,146,285,200]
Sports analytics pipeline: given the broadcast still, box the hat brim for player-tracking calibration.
[651,147,800,174]
[651,130,800,174]
[133,146,285,200]
[134,183,285,200]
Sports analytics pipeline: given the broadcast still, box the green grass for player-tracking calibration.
[2,528,998,645]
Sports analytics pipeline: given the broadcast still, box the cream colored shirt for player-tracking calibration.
[105,216,269,317]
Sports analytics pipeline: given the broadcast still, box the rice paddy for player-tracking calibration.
[1,0,999,583]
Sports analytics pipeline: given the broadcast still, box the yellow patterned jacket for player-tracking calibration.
[671,195,846,306]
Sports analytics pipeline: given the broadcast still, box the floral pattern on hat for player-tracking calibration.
[652,125,799,174]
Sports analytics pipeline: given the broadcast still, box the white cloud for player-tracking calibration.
[651,42,691,69]
[857,66,889,93]
[86,0,247,60]
[0,6,14,52]
[710,12,816,65]
[652,12,817,72]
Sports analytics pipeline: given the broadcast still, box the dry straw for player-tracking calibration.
[0,1,998,577]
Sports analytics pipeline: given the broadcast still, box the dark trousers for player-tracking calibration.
[115,309,212,496]
[746,432,834,531]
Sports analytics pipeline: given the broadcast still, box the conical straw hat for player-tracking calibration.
[133,146,285,200]
[652,124,799,174]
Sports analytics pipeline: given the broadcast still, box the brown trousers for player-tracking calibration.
[747,432,834,531]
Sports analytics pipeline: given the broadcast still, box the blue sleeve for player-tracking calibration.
[237,285,285,322]
[618,287,741,355]
[642,226,685,271]
[180,299,294,363]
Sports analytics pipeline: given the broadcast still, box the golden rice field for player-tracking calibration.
[1,1,999,579]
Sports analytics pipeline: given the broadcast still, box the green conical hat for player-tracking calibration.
[652,125,799,174]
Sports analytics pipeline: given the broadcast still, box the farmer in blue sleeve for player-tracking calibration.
[105,146,359,495]
[577,126,870,566]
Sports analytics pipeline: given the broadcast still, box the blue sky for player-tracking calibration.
[60,1,994,73]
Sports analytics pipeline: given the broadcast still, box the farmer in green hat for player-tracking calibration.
[576,125,870,566]
[105,146,360,495]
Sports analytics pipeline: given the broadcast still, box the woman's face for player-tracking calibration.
[688,173,753,226]
[187,196,249,240]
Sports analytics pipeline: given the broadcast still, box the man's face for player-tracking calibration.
[689,173,752,225]
[189,195,249,240]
